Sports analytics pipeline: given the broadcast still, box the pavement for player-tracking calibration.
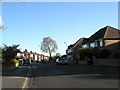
[2,65,30,89]
[28,63,119,88]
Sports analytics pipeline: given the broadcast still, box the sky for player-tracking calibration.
[1,2,118,56]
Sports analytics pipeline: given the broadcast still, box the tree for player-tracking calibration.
[2,44,20,63]
[56,53,61,57]
[0,25,7,30]
[0,46,2,60]
[52,53,61,62]
[41,37,58,61]
[0,16,7,30]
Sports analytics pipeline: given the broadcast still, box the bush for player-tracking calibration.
[79,48,92,60]
[79,48,111,59]
[113,51,120,58]
[96,49,111,58]
[2,44,20,63]
[2,58,6,64]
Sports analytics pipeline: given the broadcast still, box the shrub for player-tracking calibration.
[79,48,111,59]
[113,51,120,58]
[96,49,111,58]
[2,58,6,64]
[2,44,20,63]
[79,48,92,60]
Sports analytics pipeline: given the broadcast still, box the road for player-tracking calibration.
[2,65,30,88]
[28,63,119,88]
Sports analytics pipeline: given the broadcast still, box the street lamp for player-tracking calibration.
[64,42,67,48]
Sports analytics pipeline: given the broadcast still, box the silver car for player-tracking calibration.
[56,58,68,65]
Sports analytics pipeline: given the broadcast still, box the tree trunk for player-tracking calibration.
[48,49,52,62]
[49,53,52,62]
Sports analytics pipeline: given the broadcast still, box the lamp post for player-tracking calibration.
[64,42,68,55]
[64,42,67,48]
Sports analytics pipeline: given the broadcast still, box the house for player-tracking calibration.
[16,52,24,58]
[83,26,120,57]
[16,49,48,62]
[66,26,120,62]
[66,44,74,60]
[37,53,40,60]
[44,56,49,60]
[71,38,89,61]
[84,26,120,49]
[66,38,89,61]
[23,49,30,59]
[33,52,37,61]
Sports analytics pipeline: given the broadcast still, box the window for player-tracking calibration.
[90,42,95,48]
[100,39,103,46]
[94,41,98,47]
[82,44,88,48]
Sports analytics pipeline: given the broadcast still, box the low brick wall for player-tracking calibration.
[78,58,119,67]
[94,58,119,67]
[78,60,87,65]
[2,63,19,71]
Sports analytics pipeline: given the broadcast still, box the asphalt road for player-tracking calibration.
[28,63,119,88]
[2,65,30,88]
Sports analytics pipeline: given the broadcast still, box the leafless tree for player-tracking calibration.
[41,37,58,61]
[0,16,7,30]
[0,25,7,30]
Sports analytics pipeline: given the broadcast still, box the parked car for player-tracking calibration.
[56,58,68,65]
[40,59,47,63]
[18,59,24,65]
[32,60,36,63]
[36,60,40,63]
[23,58,30,65]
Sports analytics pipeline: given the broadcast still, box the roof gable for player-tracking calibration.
[104,26,120,38]
[73,38,88,48]
[89,26,120,42]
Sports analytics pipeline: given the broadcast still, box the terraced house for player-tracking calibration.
[16,49,49,62]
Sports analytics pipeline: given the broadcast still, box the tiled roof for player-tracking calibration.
[104,26,120,38]
[73,38,89,48]
[67,44,74,49]
[89,26,120,42]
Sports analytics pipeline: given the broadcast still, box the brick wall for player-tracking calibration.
[94,58,119,67]
[104,40,120,46]
[103,41,120,57]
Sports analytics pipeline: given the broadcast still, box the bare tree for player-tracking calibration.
[0,25,7,30]
[0,16,7,30]
[41,37,58,61]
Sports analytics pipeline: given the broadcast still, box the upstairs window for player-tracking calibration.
[82,44,88,48]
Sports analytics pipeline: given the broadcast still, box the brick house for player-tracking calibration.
[71,38,89,61]
[83,26,120,48]
[66,26,120,61]
[30,51,34,60]
[66,44,74,60]
[22,49,30,59]
[16,49,48,62]
[82,26,120,57]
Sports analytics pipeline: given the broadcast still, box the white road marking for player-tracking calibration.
[22,66,31,89]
